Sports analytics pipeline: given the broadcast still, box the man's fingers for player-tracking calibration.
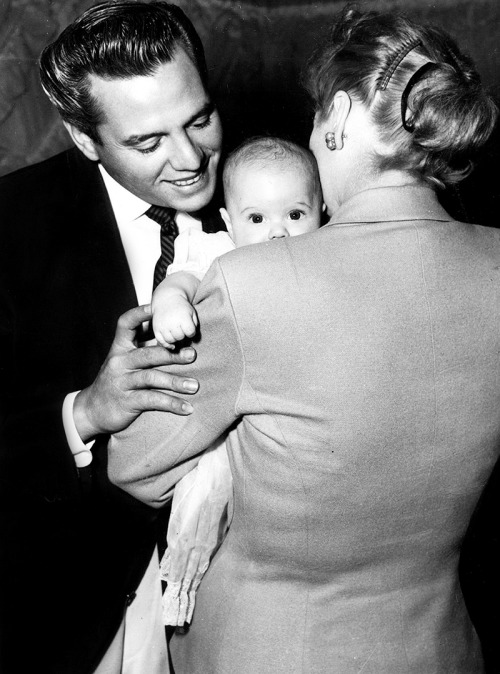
[125,345,196,370]
[113,305,153,349]
[128,368,199,394]
[134,389,194,415]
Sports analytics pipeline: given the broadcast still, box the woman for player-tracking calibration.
[109,7,498,672]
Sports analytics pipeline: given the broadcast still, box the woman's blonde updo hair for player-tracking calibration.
[305,6,498,187]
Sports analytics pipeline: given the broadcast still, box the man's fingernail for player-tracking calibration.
[183,380,198,392]
[181,403,193,414]
[180,347,195,359]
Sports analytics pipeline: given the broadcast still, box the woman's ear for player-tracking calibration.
[331,91,351,151]
[63,122,101,162]
[220,208,233,239]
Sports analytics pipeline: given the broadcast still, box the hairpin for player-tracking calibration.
[377,38,422,91]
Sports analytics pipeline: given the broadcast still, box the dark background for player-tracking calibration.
[1,0,499,224]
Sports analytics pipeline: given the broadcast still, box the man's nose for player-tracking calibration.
[169,131,203,170]
[268,223,290,239]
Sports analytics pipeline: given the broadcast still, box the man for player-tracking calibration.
[0,3,224,673]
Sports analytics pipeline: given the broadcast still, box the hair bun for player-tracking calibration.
[407,61,497,185]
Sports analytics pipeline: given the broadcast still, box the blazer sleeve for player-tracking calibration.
[0,194,82,505]
[0,149,145,507]
[108,256,245,507]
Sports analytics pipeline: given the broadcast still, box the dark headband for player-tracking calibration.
[401,62,440,132]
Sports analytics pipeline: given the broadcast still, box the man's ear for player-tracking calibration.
[329,90,351,151]
[219,207,233,239]
[63,122,101,162]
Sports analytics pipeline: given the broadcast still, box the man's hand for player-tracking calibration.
[73,305,199,442]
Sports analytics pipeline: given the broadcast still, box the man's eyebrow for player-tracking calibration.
[122,102,215,147]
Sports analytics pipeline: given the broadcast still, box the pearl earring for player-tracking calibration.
[325,132,336,151]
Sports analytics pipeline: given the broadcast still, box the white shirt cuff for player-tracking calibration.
[62,391,94,468]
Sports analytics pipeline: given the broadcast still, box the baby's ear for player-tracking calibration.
[219,208,234,239]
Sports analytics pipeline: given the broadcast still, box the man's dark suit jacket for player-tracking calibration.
[0,147,224,674]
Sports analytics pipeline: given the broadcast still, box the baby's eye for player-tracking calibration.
[289,210,303,221]
[249,214,263,224]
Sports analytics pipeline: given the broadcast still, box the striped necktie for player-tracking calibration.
[145,205,178,290]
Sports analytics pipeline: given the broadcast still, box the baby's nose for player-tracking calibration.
[268,224,289,239]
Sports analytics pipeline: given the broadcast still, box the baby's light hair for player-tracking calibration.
[223,136,321,203]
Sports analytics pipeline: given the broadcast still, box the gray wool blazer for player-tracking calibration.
[109,184,500,673]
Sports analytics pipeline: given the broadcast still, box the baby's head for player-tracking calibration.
[220,136,323,247]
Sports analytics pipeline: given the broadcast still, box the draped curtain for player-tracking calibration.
[1,0,498,222]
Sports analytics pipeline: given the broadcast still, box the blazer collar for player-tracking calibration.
[65,148,138,360]
[327,184,453,227]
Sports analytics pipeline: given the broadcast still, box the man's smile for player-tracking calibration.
[166,154,211,188]
[168,172,204,187]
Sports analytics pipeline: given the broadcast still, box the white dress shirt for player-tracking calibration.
[62,165,206,674]
[62,165,202,467]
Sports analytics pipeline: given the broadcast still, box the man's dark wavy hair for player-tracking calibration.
[40,1,208,143]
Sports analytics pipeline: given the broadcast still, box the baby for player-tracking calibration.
[152,136,323,629]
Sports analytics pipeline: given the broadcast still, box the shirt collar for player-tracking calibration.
[327,184,453,227]
[98,164,155,223]
[98,164,202,232]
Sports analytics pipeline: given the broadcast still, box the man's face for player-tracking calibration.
[82,49,222,211]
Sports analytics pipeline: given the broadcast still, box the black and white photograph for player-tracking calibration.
[1,1,500,672]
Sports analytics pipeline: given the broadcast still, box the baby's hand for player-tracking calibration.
[153,296,199,349]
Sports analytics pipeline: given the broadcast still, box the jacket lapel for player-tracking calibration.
[65,149,138,364]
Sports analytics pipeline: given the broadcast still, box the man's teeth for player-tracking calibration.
[173,173,202,187]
